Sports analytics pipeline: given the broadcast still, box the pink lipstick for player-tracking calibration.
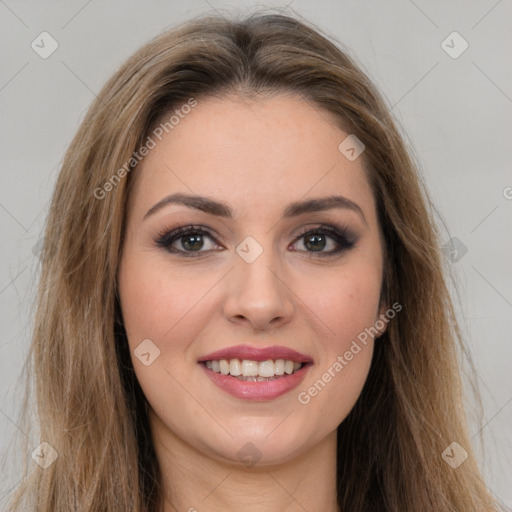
[198,344,313,401]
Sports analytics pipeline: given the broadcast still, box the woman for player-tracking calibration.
[7,11,501,511]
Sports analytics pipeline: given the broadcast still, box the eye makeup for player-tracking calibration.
[154,222,358,258]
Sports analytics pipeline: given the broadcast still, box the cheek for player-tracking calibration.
[292,259,381,422]
[298,260,382,345]
[117,255,208,420]
[119,253,206,348]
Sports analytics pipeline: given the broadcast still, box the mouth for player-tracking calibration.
[197,345,313,401]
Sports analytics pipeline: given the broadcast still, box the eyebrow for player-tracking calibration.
[143,192,367,224]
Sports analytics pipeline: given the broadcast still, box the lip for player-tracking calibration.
[199,362,313,401]
[197,344,313,363]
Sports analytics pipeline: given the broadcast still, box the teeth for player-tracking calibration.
[204,358,304,378]
[219,359,230,375]
[274,359,285,375]
[229,358,242,376]
[258,360,275,378]
[241,360,259,377]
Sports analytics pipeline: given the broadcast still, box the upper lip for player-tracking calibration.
[198,344,313,363]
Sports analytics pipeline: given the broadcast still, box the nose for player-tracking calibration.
[222,248,295,331]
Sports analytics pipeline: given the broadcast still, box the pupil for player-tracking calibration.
[183,234,203,251]
[305,233,325,251]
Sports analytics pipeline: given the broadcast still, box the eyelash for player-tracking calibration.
[155,224,357,258]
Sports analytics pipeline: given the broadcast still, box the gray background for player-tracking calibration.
[1,0,511,507]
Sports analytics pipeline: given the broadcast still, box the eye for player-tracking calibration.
[290,225,357,257]
[155,223,357,258]
[155,225,220,257]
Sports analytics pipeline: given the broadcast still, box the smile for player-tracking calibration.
[199,359,312,401]
[203,358,303,379]
[198,344,313,400]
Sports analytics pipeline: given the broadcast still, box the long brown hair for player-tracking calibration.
[6,10,501,511]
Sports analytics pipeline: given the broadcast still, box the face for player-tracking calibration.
[118,93,387,467]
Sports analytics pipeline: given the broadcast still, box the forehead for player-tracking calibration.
[130,93,375,221]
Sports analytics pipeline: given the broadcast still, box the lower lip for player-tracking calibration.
[199,363,312,401]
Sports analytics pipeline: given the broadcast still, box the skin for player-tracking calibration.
[118,92,387,512]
